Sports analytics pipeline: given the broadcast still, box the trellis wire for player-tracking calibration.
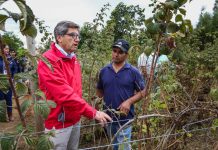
[79,125,218,150]
[0,114,216,141]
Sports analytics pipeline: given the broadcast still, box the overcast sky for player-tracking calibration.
[0,0,215,48]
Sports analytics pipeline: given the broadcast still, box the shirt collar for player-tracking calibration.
[108,62,130,69]
[55,43,75,59]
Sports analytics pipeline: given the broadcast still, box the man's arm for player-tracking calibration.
[38,60,112,124]
[96,89,104,98]
[118,90,144,115]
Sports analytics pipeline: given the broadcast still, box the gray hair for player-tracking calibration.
[54,21,80,43]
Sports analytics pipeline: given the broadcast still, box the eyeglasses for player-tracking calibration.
[65,32,80,40]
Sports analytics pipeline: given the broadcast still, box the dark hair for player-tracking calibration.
[54,21,80,43]
[2,44,9,49]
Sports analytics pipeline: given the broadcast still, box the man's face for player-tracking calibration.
[112,47,128,64]
[57,28,80,54]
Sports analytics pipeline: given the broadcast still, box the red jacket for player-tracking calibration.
[37,43,97,129]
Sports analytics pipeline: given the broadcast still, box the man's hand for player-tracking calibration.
[94,111,112,126]
[117,100,131,116]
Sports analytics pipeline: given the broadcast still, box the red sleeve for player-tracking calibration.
[37,59,97,119]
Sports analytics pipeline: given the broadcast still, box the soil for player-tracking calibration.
[0,105,21,133]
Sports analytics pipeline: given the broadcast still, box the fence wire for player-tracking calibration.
[79,125,218,150]
[0,114,216,142]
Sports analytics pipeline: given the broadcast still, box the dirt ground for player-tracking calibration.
[0,98,34,134]
[0,106,21,133]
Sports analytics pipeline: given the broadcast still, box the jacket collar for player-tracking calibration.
[51,42,75,60]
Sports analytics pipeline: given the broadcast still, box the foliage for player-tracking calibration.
[1,0,218,149]
[0,100,7,122]
[1,32,24,50]
[0,1,56,150]
[0,0,37,37]
[79,1,218,149]
[106,2,145,40]
[0,134,15,150]
[145,0,193,36]
[35,18,54,52]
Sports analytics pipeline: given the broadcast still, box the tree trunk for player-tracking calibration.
[26,36,44,133]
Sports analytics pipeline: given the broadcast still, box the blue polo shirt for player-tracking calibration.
[97,63,145,125]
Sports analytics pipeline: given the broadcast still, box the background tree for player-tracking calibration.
[1,32,24,50]
[106,2,145,41]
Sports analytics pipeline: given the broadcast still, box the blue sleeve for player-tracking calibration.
[96,70,103,90]
[133,68,145,91]
[11,59,18,76]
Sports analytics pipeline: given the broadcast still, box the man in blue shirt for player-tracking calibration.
[96,39,145,150]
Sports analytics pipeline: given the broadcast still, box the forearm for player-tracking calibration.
[96,89,104,98]
[127,90,144,105]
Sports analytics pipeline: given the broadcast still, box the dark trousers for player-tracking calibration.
[0,89,12,113]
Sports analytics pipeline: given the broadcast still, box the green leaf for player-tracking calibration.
[0,134,15,150]
[172,49,183,62]
[183,19,191,25]
[167,22,180,33]
[183,19,193,32]
[0,74,9,93]
[21,24,37,38]
[165,1,179,9]
[2,8,21,23]
[22,51,38,69]
[15,0,35,31]
[36,135,54,150]
[23,136,37,146]
[34,89,46,99]
[160,103,167,109]
[155,10,165,21]
[33,100,50,119]
[187,133,192,137]
[209,88,218,101]
[212,119,218,127]
[177,0,188,6]
[175,14,183,22]
[14,0,28,31]
[179,8,186,15]
[15,82,28,96]
[147,23,160,34]
[10,12,22,23]
[0,14,9,31]
[144,17,153,25]
[21,100,32,116]
[14,72,33,81]
[0,21,6,31]
[0,14,9,23]
[0,101,7,122]
[47,100,56,108]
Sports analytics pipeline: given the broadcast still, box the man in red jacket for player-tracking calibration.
[37,21,111,150]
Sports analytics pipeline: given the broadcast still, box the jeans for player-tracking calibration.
[105,123,132,150]
[0,89,12,113]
